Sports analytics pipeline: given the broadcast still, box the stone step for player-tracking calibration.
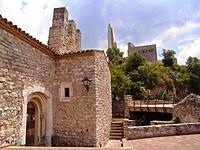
[111,123,123,127]
[110,121,124,140]
[110,129,123,133]
[111,126,123,130]
[111,122,123,125]
[112,118,124,123]
[110,132,123,136]
[109,135,123,140]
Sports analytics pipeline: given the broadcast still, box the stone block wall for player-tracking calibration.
[126,123,200,140]
[173,94,200,123]
[52,51,96,146]
[94,52,112,147]
[123,119,135,138]
[52,50,111,147]
[0,26,55,145]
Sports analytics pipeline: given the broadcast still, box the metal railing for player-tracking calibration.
[131,98,175,109]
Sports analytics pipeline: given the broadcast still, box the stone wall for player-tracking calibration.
[126,123,200,140]
[48,7,81,54]
[95,52,112,147]
[52,50,111,147]
[173,94,200,123]
[123,119,135,138]
[0,26,55,145]
[52,51,96,146]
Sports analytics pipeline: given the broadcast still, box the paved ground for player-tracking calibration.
[104,140,122,148]
[4,134,200,150]
[123,134,200,150]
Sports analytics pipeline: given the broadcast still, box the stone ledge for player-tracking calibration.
[127,122,200,139]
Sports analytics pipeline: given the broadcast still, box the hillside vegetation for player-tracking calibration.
[106,48,200,102]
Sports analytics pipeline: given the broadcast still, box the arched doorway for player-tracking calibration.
[25,96,45,146]
[21,86,53,146]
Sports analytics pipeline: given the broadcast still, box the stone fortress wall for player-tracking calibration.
[0,7,111,147]
[128,42,157,62]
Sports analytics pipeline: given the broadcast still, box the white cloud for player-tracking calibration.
[149,22,200,48]
[0,0,65,44]
[144,22,200,64]
[118,42,128,57]
[177,38,200,64]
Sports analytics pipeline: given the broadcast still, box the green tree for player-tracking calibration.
[161,90,170,101]
[173,65,190,98]
[162,49,176,67]
[106,47,123,65]
[186,57,200,94]
[129,81,146,99]
[110,64,130,101]
[124,52,145,74]
[137,63,158,89]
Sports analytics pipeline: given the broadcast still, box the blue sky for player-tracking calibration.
[0,0,200,64]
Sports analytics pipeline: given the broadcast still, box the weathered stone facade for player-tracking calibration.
[0,22,55,145]
[127,42,157,62]
[51,51,111,147]
[94,52,112,147]
[173,94,200,123]
[0,7,111,147]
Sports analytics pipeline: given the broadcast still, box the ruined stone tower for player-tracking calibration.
[48,7,81,54]
[108,24,117,49]
[127,42,157,62]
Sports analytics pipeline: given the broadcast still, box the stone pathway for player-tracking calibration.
[4,134,200,150]
[123,134,200,150]
[105,140,122,148]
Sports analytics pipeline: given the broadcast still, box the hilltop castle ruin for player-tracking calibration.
[107,24,157,62]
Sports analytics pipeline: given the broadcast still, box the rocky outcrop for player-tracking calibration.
[173,94,200,123]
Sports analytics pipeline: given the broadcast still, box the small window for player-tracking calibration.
[60,82,73,102]
[64,88,70,97]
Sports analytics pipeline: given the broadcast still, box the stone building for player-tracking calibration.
[128,42,157,62]
[0,7,112,147]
